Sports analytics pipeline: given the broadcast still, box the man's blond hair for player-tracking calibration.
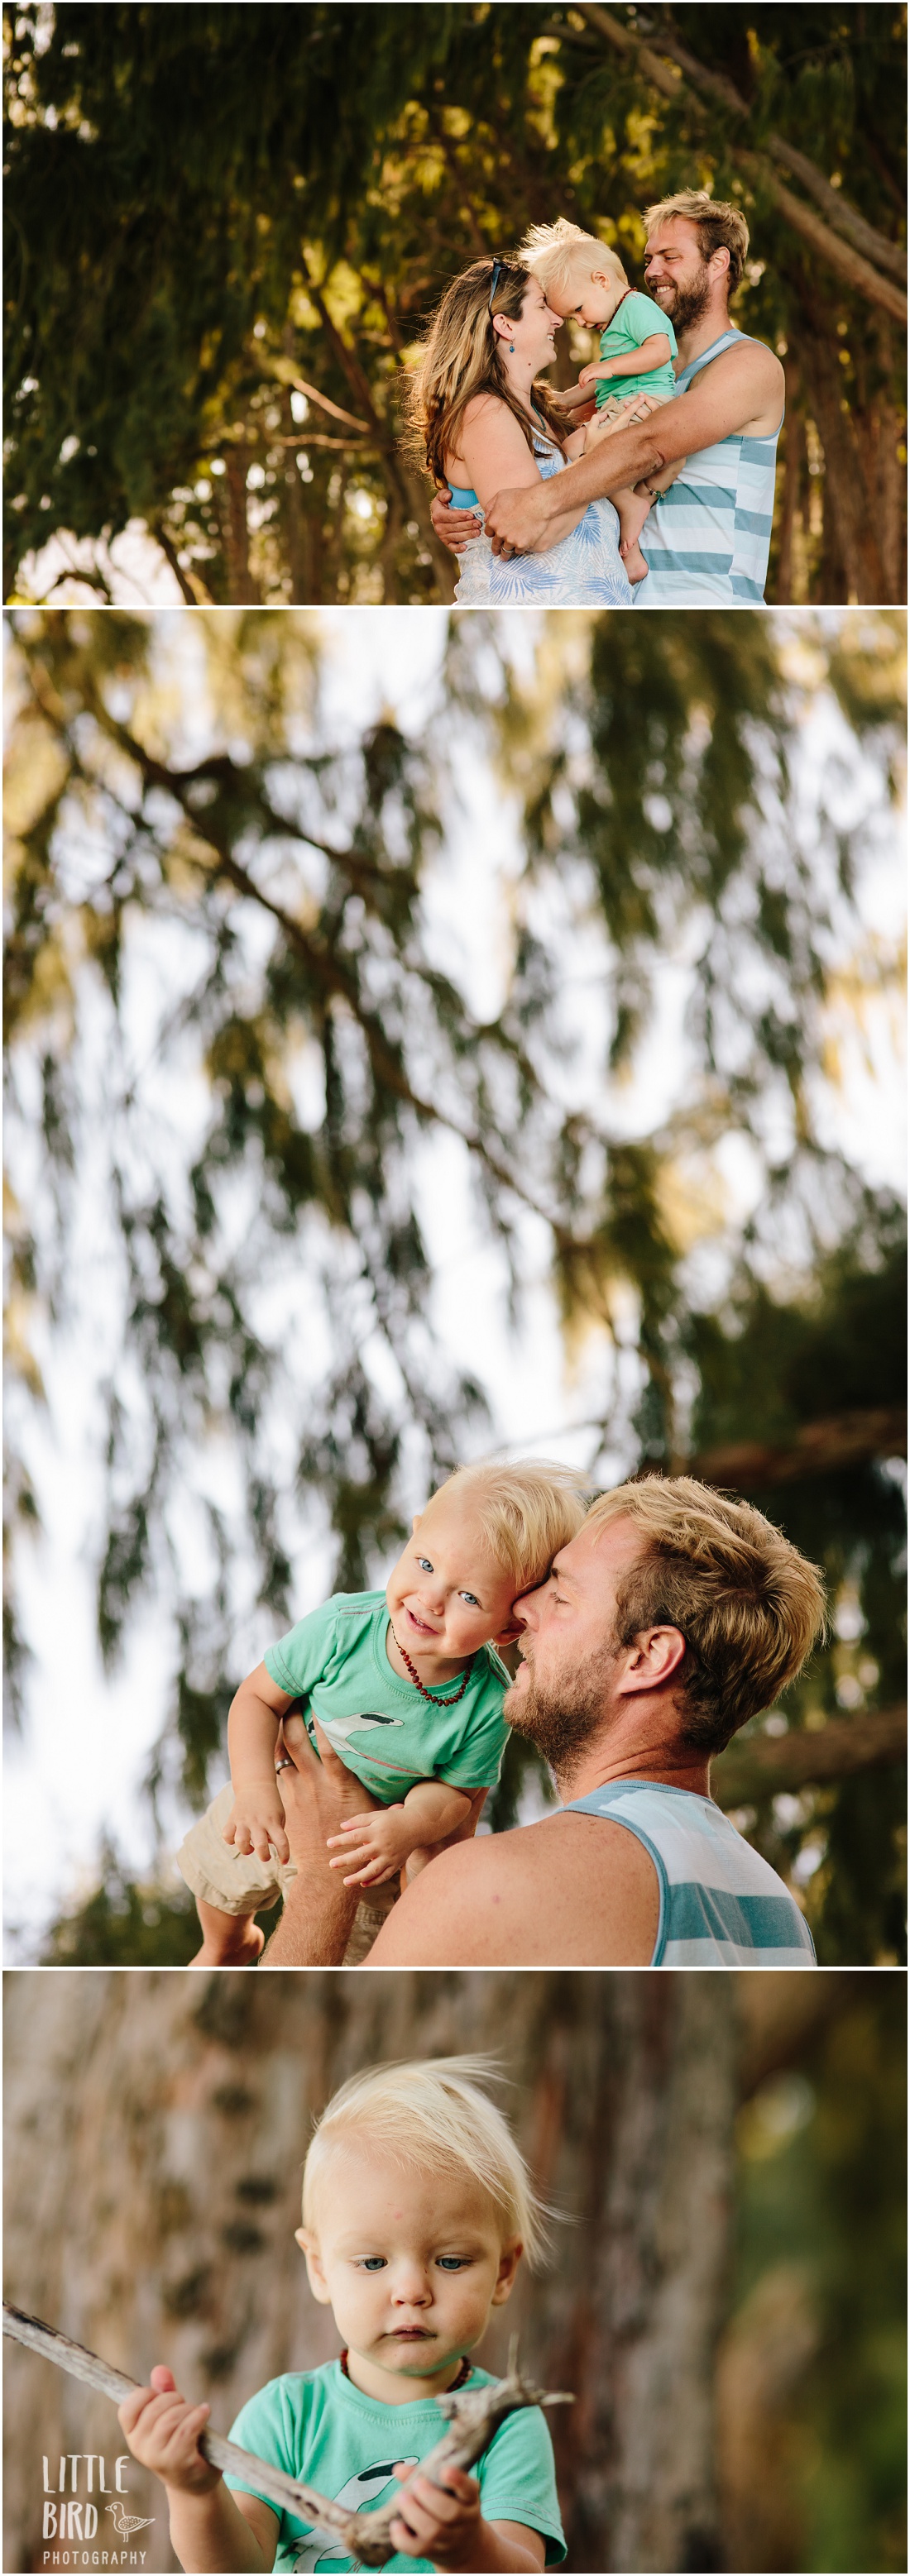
[302,2055,552,2266]
[518,217,627,301]
[429,1457,589,1592]
[585,1475,826,1754]
[643,192,750,294]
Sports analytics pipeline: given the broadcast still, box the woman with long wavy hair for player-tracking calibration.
[403,256,637,605]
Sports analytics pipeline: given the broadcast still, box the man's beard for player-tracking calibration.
[654,270,712,332]
[504,1638,622,1786]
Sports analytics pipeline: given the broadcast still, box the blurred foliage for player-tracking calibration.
[3,604,905,1959]
[3,5,906,606]
[730,1976,907,2571]
[687,1227,907,1965]
[36,1844,275,1966]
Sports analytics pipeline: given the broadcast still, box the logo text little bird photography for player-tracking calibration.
[40,2455,156,2568]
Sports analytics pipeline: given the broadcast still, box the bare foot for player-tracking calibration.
[620,537,649,583]
[189,1923,265,1967]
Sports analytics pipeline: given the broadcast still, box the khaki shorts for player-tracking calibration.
[594,382,675,429]
[176,1780,398,1962]
[177,1782,293,1914]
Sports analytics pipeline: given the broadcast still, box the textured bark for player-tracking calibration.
[2,1971,740,2575]
[788,306,894,600]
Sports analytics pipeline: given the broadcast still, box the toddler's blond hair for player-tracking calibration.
[518,218,627,301]
[302,2055,553,2267]
[427,1457,589,1592]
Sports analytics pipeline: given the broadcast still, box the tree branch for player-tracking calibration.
[2,2306,571,2569]
[653,21,908,284]
[712,1704,907,1809]
[573,2,908,323]
[691,1406,907,1491]
[148,520,210,607]
[735,1971,869,2096]
[738,157,908,326]
[22,652,581,1257]
[765,137,907,286]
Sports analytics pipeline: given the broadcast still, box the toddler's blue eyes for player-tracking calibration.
[437,2257,467,2270]
[362,2257,386,2270]
[417,1557,433,1572]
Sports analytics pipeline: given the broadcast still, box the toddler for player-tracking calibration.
[520,220,684,581]
[118,2054,567,2574]
[178,1462,587,1966]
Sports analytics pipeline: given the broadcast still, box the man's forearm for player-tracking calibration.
[532,410,685,519]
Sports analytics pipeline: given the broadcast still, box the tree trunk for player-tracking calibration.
[2,1971,739,2574]
[221,453,261,605]
[789,300,888,602]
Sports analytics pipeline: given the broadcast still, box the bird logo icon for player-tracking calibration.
[107,2501,155,2538]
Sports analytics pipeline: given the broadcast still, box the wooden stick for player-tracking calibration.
[3,2304,572,2570]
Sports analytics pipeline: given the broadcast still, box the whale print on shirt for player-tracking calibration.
[314,1711,407,1747]
[292,2456,419,2571]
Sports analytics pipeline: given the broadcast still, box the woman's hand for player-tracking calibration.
[117,2368,219,2497]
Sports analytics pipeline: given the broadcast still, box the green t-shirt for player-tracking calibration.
[263,1589,510,1803]
[225,2359,567,2573]
[596,288,678,405]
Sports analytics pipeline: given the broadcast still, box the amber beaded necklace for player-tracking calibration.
[390,1623,474,1706]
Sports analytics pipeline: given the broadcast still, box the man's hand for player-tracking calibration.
[223,1780,289,1867]
[429,490,481,557]
[326,1804,414,1886]
[117,2367,219,2497]
[483,482,552,558]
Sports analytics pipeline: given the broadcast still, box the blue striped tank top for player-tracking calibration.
[558,1779,816,1966]
[635,329,783,606]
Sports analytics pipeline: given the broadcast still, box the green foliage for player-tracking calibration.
[37,1844,203,1964]
[4,605,904,1959]
[687,1226,908,1961]
[734,1977,907,2571]
[4,7,905,605]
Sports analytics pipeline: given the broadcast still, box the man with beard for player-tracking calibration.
[360,1478,825,1967]
[430,195,785,606]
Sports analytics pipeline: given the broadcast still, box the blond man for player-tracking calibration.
[431,194,786,606]
[270,1476,829,1970]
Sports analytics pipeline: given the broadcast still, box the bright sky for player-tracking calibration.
[3,608,905,1957]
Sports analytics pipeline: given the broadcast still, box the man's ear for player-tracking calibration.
[491,2239,523,2306]
[618,1626,687,1693]
[295,2227,333,2305]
